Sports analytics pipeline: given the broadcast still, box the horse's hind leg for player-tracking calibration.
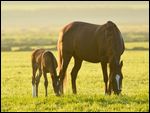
[32,63,38,97]
[43,72,48,97]
[59,54,72,94]
[35,69,42,97]
[101,62,108,95]
[71,57,82,94]
[32,63,38,85]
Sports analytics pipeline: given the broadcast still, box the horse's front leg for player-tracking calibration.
[43,72,48,97]
[108,79,113,95]
[107,61,114,95]
[101,62,108,95]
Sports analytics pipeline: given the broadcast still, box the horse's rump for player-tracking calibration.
[41,51,58,74]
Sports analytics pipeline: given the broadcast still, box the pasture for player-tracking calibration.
[1,42,149,112]
[1,2,149,111]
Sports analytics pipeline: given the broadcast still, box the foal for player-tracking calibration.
[31,49,59,97]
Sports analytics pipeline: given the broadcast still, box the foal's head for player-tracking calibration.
[112,61,123,95]
[52,75,60,96]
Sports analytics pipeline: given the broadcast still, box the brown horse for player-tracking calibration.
[31,49,60,97]
[57,21,125,95]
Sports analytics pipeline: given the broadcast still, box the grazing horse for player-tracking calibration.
[31,49,60,97]
[57,21,125,95]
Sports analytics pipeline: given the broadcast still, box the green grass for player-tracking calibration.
[1,42,149,112]
[2,94,148,112]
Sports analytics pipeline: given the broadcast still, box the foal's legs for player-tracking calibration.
[59,54,72,95]
[32,63,38,85]
[71,57,82,94]
[50,73,59,96]
[101,62,108,95]
[43,72,48,97]
[35,69,42,97]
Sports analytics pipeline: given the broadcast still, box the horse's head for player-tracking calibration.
[52,75,60,96]
[112,60,123,95]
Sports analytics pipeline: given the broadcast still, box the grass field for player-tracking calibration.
[1,1,149,111]
[1,42,149,112]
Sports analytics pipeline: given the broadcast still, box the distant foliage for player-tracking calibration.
[1,31,149,51]
[122,32,149,42]
[1,46,11,51]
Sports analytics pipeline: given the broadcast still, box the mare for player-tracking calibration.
[57,21,125,95]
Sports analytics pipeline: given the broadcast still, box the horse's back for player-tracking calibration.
[41,51,58,73]
[61,21,99,38]
[31,49,45,67]
[31,49,57,73]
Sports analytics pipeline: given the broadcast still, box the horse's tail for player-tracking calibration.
[57,31,67,93]
[57,31,63,76]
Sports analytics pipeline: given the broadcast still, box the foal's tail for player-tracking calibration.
[57,31,67,93]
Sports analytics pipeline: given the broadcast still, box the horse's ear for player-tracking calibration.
[120,60,123,68]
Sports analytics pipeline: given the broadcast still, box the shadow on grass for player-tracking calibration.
[57,94,148,106]
[1,93,148,112]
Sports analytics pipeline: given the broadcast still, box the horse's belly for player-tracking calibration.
[82,56,101,63]
[73,42,103,63]
[74,49,101,63]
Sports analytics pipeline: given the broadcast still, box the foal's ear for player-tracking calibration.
[120,60,123,68]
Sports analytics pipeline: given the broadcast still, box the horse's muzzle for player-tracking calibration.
[114,89,122,95]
